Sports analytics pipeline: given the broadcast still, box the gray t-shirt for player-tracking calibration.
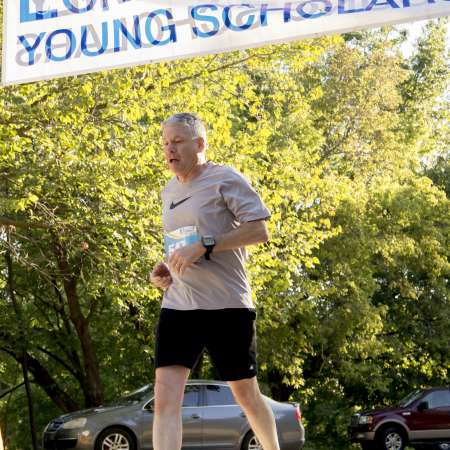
[161,162,270,310]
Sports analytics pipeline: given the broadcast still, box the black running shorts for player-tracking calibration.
[155,308,257,381]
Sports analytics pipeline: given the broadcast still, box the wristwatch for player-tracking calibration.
[201,235,216,260]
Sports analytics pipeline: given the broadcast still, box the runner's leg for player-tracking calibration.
[152,365,190,450]
[228,377,280,450]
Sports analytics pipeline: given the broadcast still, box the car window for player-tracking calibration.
[422,390,450,409]
[183,385,200,407]
[108,384,153,406]
[399,389,423,407]
[205,385,236,406]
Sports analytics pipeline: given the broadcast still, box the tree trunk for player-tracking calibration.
[22,357,38,450]
[5,231,38,450]
[55,242,104,406]
[1,343,81,412]
[17,352,81,412]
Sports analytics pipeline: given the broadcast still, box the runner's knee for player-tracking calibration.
[154,383,183,415]
[154,367,188,415]
[230,379,261,410]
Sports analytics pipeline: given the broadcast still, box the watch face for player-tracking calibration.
[203,236,215,246]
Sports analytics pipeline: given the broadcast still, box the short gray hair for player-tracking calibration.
[163,113,207,148]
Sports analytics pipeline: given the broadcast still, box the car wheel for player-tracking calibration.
[95,427,136,450]
[242,430,263,450]
[377,427,406,450]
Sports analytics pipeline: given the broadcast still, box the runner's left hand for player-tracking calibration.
[169,242,206,276]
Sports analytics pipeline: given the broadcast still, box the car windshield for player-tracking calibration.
[398,389,423,407]
[107,384,153,406]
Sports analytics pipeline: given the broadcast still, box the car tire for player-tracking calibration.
[95,427,136,450]
[377,427,407,450]
[241,430,263,450]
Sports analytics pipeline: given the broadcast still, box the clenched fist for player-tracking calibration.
[150,262,172,290]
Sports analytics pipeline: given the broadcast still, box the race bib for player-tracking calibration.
[164,226,200,257]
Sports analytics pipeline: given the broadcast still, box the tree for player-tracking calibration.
[0,14,448,450]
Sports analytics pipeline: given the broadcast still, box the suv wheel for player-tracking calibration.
[377,427,406,450]
[95,427,136,450]
[242,430,263,450]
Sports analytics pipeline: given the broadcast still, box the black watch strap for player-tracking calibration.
[204,246,213,260]
[201,235,215,260]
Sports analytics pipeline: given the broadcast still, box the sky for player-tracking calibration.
[398,18,450,57]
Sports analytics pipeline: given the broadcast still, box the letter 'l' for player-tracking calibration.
[20,0,58,22]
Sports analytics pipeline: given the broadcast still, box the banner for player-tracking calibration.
[2,0,450,85]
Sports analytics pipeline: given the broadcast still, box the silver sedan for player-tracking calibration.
[43,379,305,450]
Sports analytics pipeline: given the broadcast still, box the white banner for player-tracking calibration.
[2,0,450,85]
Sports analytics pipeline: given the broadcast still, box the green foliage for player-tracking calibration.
[0,14,449,450]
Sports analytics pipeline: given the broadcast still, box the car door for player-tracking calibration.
[182,384,204,448]
[138,398,155,450]
[138,384,203,449]
[201,384,248,449]
[409,389,450,441]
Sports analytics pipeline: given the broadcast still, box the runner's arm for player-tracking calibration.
[213,219,269,252]
[168,220,269,276]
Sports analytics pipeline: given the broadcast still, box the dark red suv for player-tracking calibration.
[349,387,450,450]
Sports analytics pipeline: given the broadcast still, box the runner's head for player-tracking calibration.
[163,113,207,147]
[162,113,207,179]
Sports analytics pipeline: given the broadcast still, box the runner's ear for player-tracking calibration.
[195,136,206,152]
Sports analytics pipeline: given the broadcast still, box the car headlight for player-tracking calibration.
[358,415,373,425]
[62,418,87,429]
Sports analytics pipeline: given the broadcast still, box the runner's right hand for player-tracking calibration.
[149,262,172,289]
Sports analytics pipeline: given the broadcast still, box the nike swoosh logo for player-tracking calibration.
[170,196,191,209]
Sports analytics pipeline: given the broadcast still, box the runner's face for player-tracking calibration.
[162,124,203,176]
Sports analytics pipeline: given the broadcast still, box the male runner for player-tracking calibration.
[150,113,280,450]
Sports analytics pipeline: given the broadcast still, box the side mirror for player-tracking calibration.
[144,401,154,412]
[417,401,429,412]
